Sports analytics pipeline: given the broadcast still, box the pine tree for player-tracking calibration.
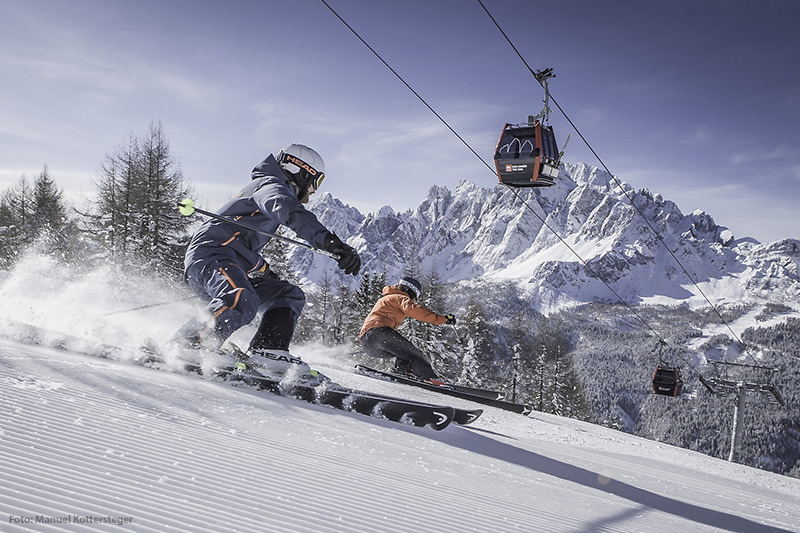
[333,276,358,344]
[84,122,192,277]
[87,131,138,258]
[354,271,380,320]
[535,343,547,412]
[136,122,193,275]
[0,175,34,266]
[419,267,459,372]
[298,270,336,344]
[31,166,79,261]
[0,167,79,266]
[503,309,539,403]
[456,301,496,388]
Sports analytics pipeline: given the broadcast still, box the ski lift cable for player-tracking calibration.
[319,0,711,386]
[478,0,759,367]
[319,0,495,176]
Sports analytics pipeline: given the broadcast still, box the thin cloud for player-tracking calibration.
[679,125,710,145]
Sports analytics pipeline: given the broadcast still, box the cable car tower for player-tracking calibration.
[704,361,785,463]
[494,68,567,188]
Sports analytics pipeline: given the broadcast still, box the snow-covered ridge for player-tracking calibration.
[302,163,800,313]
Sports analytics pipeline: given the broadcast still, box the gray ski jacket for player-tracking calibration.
[184,154,331,276]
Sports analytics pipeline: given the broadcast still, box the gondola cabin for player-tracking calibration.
[494,121,560,187]
[652,365,684,396]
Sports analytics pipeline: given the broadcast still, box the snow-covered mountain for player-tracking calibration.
[302,162,800,314]
[2,337,798,532]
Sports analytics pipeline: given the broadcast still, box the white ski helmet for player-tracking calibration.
[397,276,423,301]
[277,143,325,195]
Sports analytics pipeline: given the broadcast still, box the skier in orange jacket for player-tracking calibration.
[359,276,456,380]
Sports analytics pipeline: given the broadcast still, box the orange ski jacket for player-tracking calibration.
[359,286,447,338]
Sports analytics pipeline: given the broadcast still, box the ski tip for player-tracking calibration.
[427,407,456,430]
[455,409,483,425]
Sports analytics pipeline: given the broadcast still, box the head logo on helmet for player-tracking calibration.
[397,276,423,301]
[283,154,320,178]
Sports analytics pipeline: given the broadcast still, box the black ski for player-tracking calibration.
[214,366,472,429]
[355,364,533,415]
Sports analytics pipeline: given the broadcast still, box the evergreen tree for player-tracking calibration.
[332,276,358,344]
[0,175,34,267]
[354,270,384,322]
[297,271,336,344]
[137,122,193,275]
[84,122,192,277]
[2,177,33,235]
[456,301,496,388]
[0,167,80,266]
[31,166,80,261]
[505,311,537,402]
[534,343,548,412]
[86,131,138,258]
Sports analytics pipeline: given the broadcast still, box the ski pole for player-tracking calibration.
[177,199,339,260]
[104,295,195,316]
[451,324,463,344]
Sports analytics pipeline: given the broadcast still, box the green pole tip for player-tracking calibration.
[178,199,195,216]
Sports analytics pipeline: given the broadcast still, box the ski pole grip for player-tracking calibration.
[178,199,196,216]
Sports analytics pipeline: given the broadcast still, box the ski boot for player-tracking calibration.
[391,357,442,384]
[246,349,328,386]
[391,358,414,376]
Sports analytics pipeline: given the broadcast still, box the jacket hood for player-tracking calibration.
[251,154,288,182]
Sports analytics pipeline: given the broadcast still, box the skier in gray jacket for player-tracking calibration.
[172,143,360,380]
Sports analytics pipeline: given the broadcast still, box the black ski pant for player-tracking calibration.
[360,327,437,379]
[174,257,305,349]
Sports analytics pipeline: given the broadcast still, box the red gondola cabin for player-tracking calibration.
[652,365,684,396]
[494,121,559,187]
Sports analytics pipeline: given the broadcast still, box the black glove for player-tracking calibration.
[323,233,361,276]
[445,314,456,325]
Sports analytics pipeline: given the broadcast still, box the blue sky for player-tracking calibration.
[2,0,799,243]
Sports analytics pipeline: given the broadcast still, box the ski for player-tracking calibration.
[213,366,479,429]
[1,322,473,430]
[430,379,504,400]
[355,364,504,398]
[355,364,533,415]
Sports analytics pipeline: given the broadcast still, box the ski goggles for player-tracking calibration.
[307,172,325,194]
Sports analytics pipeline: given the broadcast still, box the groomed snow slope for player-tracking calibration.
[1,340,798,533]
